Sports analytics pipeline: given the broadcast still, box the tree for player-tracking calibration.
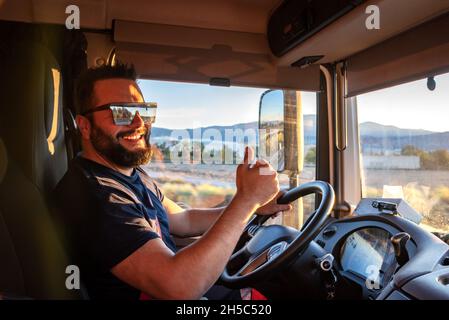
[401,145,422,156]
[305,147,316,164]
[428,150,449,170]
[403,146,449,170]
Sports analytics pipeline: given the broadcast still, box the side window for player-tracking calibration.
[140,79,317,228]
[357,72,449,233]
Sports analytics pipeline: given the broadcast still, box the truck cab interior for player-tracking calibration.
[1,0,449,300]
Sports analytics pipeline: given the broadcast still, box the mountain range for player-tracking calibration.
[151,116,449,152]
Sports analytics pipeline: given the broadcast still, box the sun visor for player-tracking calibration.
[113,20,320,91]
[347,13,449,97]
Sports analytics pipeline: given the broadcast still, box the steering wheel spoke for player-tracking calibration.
[227,247,250,275]
[233,241,288,276]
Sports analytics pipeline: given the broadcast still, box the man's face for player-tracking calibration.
[87,78,152,168]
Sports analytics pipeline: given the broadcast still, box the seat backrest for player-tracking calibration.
[0,27,78,299]
[0,40,68,199]
[0,140,75,299]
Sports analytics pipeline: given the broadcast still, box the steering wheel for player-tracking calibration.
[220,181,335,288]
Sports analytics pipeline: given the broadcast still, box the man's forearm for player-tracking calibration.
[179,207,226,237]
[168,195,257,299]
[112,196,258,300]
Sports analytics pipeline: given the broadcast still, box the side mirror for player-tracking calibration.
[258,90,303,174]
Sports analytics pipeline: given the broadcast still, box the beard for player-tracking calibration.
[90,124,152,168]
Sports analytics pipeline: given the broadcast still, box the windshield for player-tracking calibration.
[138,79,317,228]
[357,72,449,233]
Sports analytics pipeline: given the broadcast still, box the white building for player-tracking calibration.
[362,155,420,169]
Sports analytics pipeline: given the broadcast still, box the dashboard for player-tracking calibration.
[312,217,417,299]
[278,198,449,300]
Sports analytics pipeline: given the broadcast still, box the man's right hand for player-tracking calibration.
[235,146,280,211]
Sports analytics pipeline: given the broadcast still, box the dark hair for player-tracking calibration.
[74,62,137,115]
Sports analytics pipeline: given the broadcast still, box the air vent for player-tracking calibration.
[247,225,259,237]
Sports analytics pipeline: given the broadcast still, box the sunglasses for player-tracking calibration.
[82,102,157,126]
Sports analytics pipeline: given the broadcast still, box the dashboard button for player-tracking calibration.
[316,239,326,248]
[323,226,337,238]
[441,256,449,266]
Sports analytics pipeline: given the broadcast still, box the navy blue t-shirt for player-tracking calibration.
[52,156,177,299]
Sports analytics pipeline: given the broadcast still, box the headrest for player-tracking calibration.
[64,107,78,132]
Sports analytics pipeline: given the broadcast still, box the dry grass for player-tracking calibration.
[364,184,449,232]
[148,164,449,232]
[160,181,235,208]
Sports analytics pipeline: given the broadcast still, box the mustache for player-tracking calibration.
[116,128,150,139]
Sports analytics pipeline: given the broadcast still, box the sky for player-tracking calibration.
[357,72,449,132]
[138,80,316,129]
[139,71,449,132]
